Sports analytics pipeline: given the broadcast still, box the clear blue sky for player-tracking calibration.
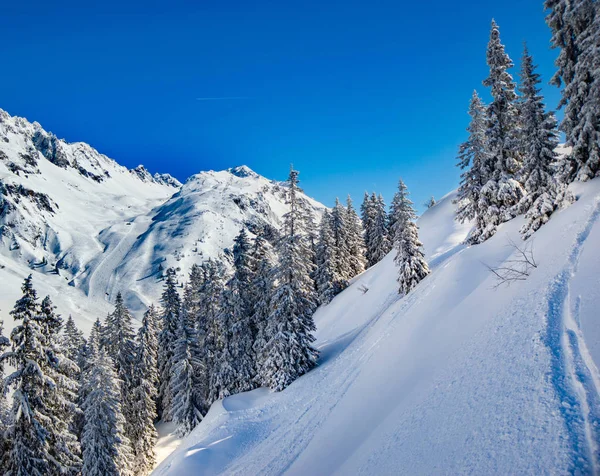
[1,0,559,211]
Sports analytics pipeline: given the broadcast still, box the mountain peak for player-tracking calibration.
[228,165,258,178]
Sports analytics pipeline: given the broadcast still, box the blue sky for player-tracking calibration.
[1,0,559,211]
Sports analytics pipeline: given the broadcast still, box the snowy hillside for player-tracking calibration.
[155,178,600,475]
[0,108,325,328]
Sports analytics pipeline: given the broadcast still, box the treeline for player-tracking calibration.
[0,165,429,475]
[455,4,599,243]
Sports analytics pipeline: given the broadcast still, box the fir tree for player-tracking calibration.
[545,0,600,181]
[62,315,86,371]
[516,44,568,238]
[315,211,338,305]
[345,195,367,277]
[81,349,133,476]
[479,20,524,242]
[391,188,430,295]
[208,288,237,402]
[455,90,491,243]
[104,292,137,443]
[330,197,351,288]
[130,306,159,474]
[170,306,205,435]
[157,268,181,421]
[258,167,318,391]
[0,319,9,463]
[389,179,416,240]
[360,192,376,266]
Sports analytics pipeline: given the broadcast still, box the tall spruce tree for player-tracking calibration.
[455,91,491,243]
[479,20,524,242]
[391,187,430,295]
[157,268,181,421]
[81,349,133,476]
[130,306,159,474]
[170,305,205,435]
[331,197,351,288]
[345,195,367,277]
[368,194,392,266]
[104,292,137,443]
[545,0,600,182]
[389,179,416,240]
[360,192,376,266]
[0,320,9,465]
[208,288,237,402]
[62,315,86,371]
[258,167,318,391]
[315,211,338,305]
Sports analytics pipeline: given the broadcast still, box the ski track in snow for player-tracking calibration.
[544,198,600,474]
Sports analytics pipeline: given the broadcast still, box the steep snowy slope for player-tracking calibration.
[155,179,600,475]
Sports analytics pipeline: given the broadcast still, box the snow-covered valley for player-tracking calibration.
[155,179,600,475]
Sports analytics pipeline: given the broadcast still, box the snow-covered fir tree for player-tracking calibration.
[516,44,569,238]
[130,305,159,475]
[424,196,436,209]
[1,276,81,475]
[157,268,181,421]
[208,288,237,402]
[81,348,133,476]
[479,20,524,242]
[62,315,86,371]
[258,167,319,391]
[389,179,416,240]
[330,197,351,288]
[361,192,376,265]
[455,90,491,243]
[545,0,600,182]
[392,187,431,295]
[368,193,392,266]
[0,319,9,462]
[345,195,367,277]
[315,211,338,305]
[170,305,205,436]
[229,228,258,393]
[104,292,137,442]
[249,232,275,383]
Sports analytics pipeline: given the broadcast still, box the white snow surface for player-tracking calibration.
[155,179,600,475]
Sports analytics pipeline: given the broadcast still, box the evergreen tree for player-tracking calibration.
[315,211,338,305]
[249,233,276,383]
[258,167,318,391]
[130,306,159,474]
[62,315,86,371]
[1,276,81,475]
[545,0,600,181]
[229,229,257,393]
[208,289,237,402]
[170,304,205,436]
[389,179,416,240]
[81,349,133,476]
[330,197,351,288]
[0,319,9,463]
[360,192,376,266]
[157,268,181,421]
[455,91,491,243]
[479,20,524,241]
[391,188,430,295]
[368,193,392,266]
[345,195,367,277]
[516,45,569,238]
[104,292,137,443]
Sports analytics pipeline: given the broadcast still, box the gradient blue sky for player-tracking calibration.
[1,0,559,211]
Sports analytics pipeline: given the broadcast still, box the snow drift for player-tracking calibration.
[155,179,600,475]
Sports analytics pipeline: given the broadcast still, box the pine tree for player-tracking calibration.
[368,193,392,266]
[229,228,257,393]
[62,315,86,371]
[208,289,237,402]
[157,268,181,421]
[130,306,159,474]
[315,211,338,305]
[479,20,524,242]
[360,192,376,266]
[249,233,276,384]
[345,195,367,277]
[1,276,81,475]
[330,197,351,288]
[545,0,600,181]
[81,349,133,476]
[103,292,137,443]
[391,187,430,295]
[170,306,205,435]
[0,319,9,463]
[389,179,416,240]
[516,44,568,238]
[455,91,491,243]
[258,167,318,391]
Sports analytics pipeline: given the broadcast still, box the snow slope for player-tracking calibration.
[155,179,600,475]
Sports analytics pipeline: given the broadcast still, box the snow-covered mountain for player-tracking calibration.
[155,178,600,475]
[0,108,325,329]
